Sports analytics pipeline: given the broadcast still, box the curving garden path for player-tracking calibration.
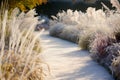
[40,31,114,80]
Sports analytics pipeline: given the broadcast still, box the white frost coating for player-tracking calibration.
[0,7,48,79]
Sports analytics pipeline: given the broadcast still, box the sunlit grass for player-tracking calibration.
[0,2,49,80]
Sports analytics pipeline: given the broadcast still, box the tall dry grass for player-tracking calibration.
[0,2,49,80]
[49,6,112,44]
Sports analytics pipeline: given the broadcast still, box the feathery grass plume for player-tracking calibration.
[107,11,120,42]
[78,6,113,50]
[78,20,110,50]
[50,7,111,44]
[50,9,81,26]
[0,3,49,80]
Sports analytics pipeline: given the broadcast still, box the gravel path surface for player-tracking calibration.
[40,31,114,80]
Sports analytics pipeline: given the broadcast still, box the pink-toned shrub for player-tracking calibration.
[90,34,114,62]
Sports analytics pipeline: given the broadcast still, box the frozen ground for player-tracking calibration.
[40,31,114,80]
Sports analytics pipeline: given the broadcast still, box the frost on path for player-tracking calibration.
[40,31,114,80]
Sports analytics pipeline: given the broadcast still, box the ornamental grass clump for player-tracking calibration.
[0,4,49,80]
[107,12,120,42]
[90,33,115,66]
[107,0,120,42]
[78,31,93,50]
[59,25,80,43]
[78,23,112,50]
[51,9,80,25]
[78,6,112,50]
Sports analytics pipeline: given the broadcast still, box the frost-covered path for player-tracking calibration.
[40,31,114,80]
